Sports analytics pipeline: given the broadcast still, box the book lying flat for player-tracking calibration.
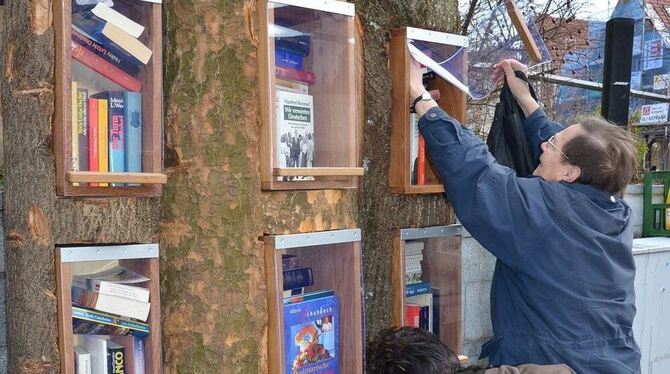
[73,306,150,337]
[91,2,144,38]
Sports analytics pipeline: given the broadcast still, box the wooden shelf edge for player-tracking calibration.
[390,184,445,194]
[273,167,364,177]
[66,171,168,184]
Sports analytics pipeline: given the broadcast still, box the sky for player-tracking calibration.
[458,0,617,21]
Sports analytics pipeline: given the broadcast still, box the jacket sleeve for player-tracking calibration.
[522,108,564,163]
[418,107,559,268]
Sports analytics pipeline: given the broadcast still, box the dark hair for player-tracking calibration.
[367,327,460,374]
[562,117,638,195]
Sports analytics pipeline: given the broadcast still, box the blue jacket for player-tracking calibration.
[418,107,641,374]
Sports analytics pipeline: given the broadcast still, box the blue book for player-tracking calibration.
[275,49,304,70]
[72,306,149,337]
[405,281,432,297]
[284,295,339,374]
[93,91,125,185]
[431,287,440,337]
[124,92,142,177]
[275,34,311,57]
[284,290,335,305]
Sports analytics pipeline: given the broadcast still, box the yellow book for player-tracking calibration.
[98,98,109,187]
[71,81,80,186]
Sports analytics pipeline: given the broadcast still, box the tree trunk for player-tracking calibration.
[1,1,160,373]
[354,0,460,346]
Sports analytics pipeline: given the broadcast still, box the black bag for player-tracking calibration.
[486,71,539,177]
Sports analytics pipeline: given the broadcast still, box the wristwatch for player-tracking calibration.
[412,91,432,109]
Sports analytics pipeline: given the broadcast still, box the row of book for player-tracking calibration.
[281,255,339,374]
[404,240,440,335]
[71,84,142,185]
[71,264,152,374]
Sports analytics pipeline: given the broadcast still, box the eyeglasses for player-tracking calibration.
[546,135,570,161]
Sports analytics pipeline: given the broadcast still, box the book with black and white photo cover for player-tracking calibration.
[274,90,314,181]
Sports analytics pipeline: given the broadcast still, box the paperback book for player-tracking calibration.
[284,294,339,374]
[275,90,314,181]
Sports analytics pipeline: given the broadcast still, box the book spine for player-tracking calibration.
[275,66,315,85]
[72,306,150,336]
[108,92,126,181]
[405,281,431,297]
[78,88,90,174]
[431,288,441,337]
[71,40,142,92]
[124,92,142,177]
[98,98,109,187]
[99,22,152,64]
[419,306,430,330]
[282,267,313,290]
[417,135,426,185]
[87,98,99,186]
[275,49,303,70]
[71,28,140,76]
[72,82,80,186]
[107,345,125,374]
[404,304,421,327]
[71,14,144,67]
[275,35,310,56]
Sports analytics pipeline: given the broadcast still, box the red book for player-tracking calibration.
[275,66,315,85]
[71,41,141,92]
[417,135,426,186]
[405,304,421,327]
[87,98,99,187]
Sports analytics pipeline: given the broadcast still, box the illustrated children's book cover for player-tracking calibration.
[284,294,339,374]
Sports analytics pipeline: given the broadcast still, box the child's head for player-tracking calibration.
[367,327,461,374]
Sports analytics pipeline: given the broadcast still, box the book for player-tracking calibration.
[98,22,152,64]
[78,335,108,374]
[276,78,309,95]
[78,88,90,175]
[431,287,441,337]
[107,341,126,374]
[405,241,424,256]
[93,92,125,181]
[284,294,339,374]
[74,345,92,374]
[75,264,150,285]
[283,290,335,305]
[275,90,314,180]
[124,92,142,179]
[419,305,430,330]
[275,49,303,70]
[71,40,142,91]
[72,82,80,186]
[71,13,144,66]
[72,306,150,337]
[405,303,421,327]
[409,113,418,185]
[72,278,150,303]
[71,27,140,76]
[405,281,431,297]
[72,287,151,321]
[283,268,313,291]
[87,97,99,186]
[418,135,426,185]
[111,336,145,374]
[275,66,315,85]
[407,293,433,332]
[275,34,311,57]
[91,2,144,38]
[98,98,109,187]
[283,287,304,298]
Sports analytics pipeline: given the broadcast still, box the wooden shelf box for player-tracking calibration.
[392,225,464,356]
[258,0,363,190]
[389,27,468,194]
[55,0,166,197]
[56,244,162,373]
[264,229,364,374]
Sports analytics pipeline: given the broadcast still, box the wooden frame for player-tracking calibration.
[388,27,467,194]
[55,244,162,373]
[258,0,363,191]
[392,225,464,356]
[54,0,166,197]
[263,229,364,374]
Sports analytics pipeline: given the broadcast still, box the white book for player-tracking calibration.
[274,90,315,180]
[99,22,152,64]
[74,346,92,374]
[405,241,424,256]
[78,335,108,374]
[94,293,151,321]
[98,281,150,303]
[92,3,145,38]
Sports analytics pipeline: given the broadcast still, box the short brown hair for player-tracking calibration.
[562,117,638,195]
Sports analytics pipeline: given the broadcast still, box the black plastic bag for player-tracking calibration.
[486,71,539,177]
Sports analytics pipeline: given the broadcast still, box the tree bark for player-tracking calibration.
[1,1,160,373]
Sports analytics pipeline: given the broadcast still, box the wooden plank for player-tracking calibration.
[258,0,274,190]
[263,238,285,374]
[388,28,411,192]
[56,250,74,374]
[62,184,162,197]
[141,2,163,175]
[262,179,357,191]
[505,0,542,63]
[54,0,71,196]
[67,171,167,184]
[273,167,364,177]
[391,232,405,327]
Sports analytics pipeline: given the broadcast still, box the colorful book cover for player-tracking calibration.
[275,66,316,85]
[71,27,140,76]
[111,336,145,374]
[72,306,150,337]
[71,12,144,66]
[93,92,125,184]
[284,295,339,374]
[98,98,109,187]
[106,341,126,374]
[124,92,142,178]
[275,34,311,57]
[87,98,99,186]
[72,82,80,185]
[77,88,90,174]
[405,281,431,297]
[71,40,142,92]
[274,90,314,181]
